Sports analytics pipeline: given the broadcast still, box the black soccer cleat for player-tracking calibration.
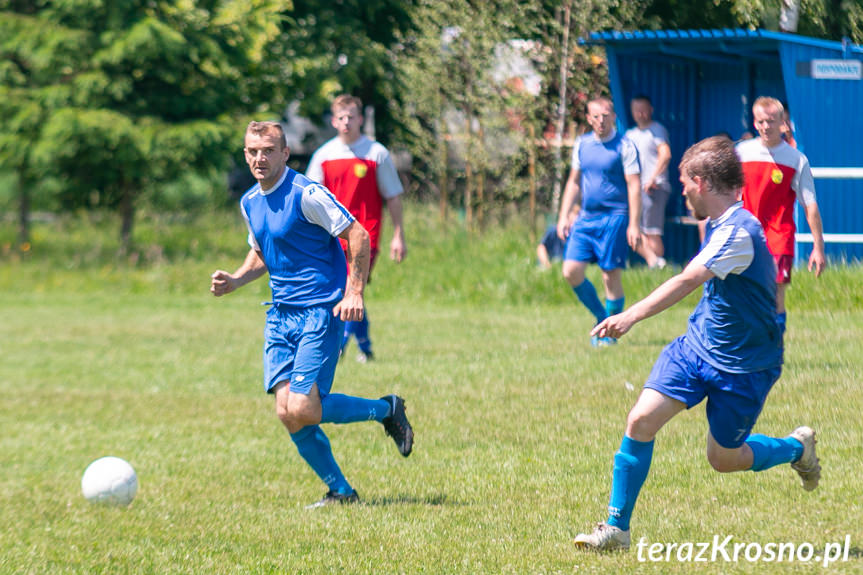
[380,394,414,457]
[305,490,360,509]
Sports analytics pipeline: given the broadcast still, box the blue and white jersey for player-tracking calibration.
[686,203,782,373]
[240,167,354,308]
[571,129,639,216]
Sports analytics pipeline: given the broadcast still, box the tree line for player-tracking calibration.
[2,0,861,251]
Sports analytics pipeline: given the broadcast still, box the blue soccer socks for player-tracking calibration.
[290,425,353,495]
[320,394,390,424]
[353,315,372,355]
[605,297,624,318]
[746,433,804,471]
[342,315,373,355]
[573,280,607,324]
[607,436,654,532]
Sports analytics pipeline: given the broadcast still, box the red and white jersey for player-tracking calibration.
[306,135,403,251]
[736,138,817,257]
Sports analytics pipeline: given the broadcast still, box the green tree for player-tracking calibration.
[643,0,863,43]
[266,0,416,146]
[391,0,647,227]
[0,0,290,252]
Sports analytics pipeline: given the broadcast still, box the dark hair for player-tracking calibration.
[679,136,743,197]
[631,94,652,106]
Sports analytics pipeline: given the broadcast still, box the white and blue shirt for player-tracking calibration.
[240,168,354,307]
[571,129,640,215]
[686,203,782,373]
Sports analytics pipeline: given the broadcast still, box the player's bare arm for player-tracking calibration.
[592,262,714,339]
[334,220,370,322]
[804,202,826,277]
[210,248,267,296]
[387,195,407,263]
[625,172,642,249]
[647,142,672,191]
[557,168,582,240]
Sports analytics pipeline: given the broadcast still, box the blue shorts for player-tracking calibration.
[644,336,782,448]
[564,212,629,271]
[262,305,343,396]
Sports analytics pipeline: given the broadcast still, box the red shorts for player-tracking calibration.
[774,254,793,285]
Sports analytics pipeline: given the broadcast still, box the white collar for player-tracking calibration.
[708,201,743,228]
[260,166,289,195]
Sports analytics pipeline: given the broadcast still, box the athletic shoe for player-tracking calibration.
[305,490,360,509]
[790,426,820,491]
[590,335,617,348]
[573,522,631,551]
[380,394,413,457]
[356,351,374,364]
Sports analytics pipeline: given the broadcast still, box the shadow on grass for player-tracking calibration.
[362,493,460,507]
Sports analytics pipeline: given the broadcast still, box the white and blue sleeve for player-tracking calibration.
[240,202,261,251]
[692,224,754,279]
[570,138,582,172]
[621,137,641,175]
[300,183,354,237]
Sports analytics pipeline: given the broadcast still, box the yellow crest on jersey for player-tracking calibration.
[354,163,368,178]
[771,169,783,184]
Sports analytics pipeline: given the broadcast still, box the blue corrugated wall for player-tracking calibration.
[596,30,863,264]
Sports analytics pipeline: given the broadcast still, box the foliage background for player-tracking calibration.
[2,0,863,249]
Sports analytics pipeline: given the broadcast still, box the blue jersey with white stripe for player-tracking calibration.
[240,168,353,308]
[685,204,782,373]
[571,130,639,216]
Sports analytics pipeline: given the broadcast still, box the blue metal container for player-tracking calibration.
[583,29,863,264]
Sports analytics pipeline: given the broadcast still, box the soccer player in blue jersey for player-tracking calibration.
[557,97,642,347]
[210,121,413,508]
[573,136,820,551]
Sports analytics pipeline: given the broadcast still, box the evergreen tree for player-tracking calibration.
[0,0,290,251]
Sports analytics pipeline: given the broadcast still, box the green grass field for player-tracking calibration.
[2,207,862,574]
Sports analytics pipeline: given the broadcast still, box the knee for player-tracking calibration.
[625,409,658,442]
[276,401,320,429]
[562,261,582,285]
[706,446,745,473]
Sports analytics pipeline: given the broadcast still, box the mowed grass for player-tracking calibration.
[1,207,862,574]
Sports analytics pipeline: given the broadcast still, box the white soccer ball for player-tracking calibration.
[81,456,138,507]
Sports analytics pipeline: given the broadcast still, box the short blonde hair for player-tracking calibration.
[587,96,614,113]
[331,94,363,115]
[753,96,784,116]
[245,121,286,149]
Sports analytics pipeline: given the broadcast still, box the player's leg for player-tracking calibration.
[563,258,606,324]
[341,320,355,355]
[774,254,793,334]
[591,215,629,345]
[267,307,356,503]
[298,307,413,456]
[601,268,624,313]
[273,380,355,503]
[575,339,694,550]
[704,364,819,488]
[292,307,388,425]
[574,389,685,551]
[562,217,608,338]
[353,313,373,360]
[635,188,666,267]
